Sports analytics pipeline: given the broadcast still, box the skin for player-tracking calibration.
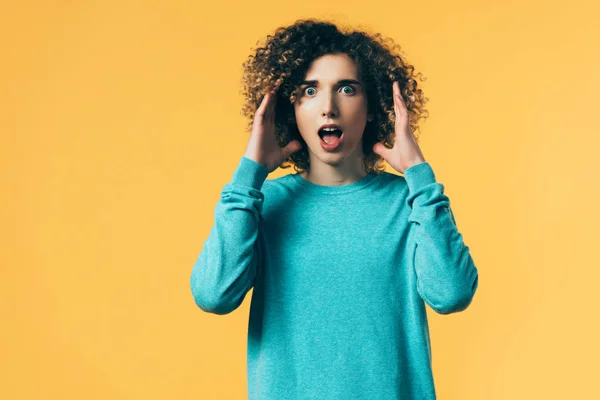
[294,53,374,186]
[244,80,302,174]
[372,80,426,174]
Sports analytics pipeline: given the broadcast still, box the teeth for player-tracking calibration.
[321,127,339,131]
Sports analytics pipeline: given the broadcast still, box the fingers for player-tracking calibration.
[393,81,407,118]
[266,88,277,120]
[256,84,279,121]
[266,82,280,119]
[256,92,270,119]
[393,81,401,107]
[283,139,302,157]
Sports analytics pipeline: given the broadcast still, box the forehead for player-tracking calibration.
[303,53,360,81]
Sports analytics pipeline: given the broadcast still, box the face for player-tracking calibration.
[293,53,372,169]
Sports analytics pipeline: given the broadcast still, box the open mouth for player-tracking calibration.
[318,127,344,151]
[318,127,343,144]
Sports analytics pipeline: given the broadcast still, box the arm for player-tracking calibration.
[190,156,268,315]
[404,162,479,315]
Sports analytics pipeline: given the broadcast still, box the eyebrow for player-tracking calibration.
[300,79,362,86]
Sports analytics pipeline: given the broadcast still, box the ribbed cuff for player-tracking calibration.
[231,156,269,190]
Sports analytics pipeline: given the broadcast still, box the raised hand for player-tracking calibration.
[372,80,426,174]
[244,83,303,173]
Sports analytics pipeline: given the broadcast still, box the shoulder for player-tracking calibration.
[377,170,405,183]
[262,173,295,194]
[259,174,297,209]
[261,170,408,198]
[371,170,408,192]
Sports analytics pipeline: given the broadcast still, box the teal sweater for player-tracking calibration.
[190,156,479,399]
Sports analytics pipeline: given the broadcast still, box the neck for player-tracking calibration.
[300,155,368,186]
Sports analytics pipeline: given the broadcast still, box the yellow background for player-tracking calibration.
[3,0,599,398]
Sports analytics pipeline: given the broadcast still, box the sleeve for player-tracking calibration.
[403,161,479,315]
[190,156,269,315]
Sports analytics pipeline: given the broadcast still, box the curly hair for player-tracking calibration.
[239,18,429,175]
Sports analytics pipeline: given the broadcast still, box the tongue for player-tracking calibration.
[322,134,341,144]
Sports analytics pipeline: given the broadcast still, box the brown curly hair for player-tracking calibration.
[239,18,429,175]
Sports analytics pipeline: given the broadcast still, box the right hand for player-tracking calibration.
[244,83,303,173]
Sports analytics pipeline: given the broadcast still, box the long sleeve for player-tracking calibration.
[404,161,479,315]
[190,156,269,315]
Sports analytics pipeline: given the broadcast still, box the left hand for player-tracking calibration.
[372,80,426,174]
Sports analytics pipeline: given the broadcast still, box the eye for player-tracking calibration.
[301,85,356,96]
[304,87,316,96]
[341,85,356,94]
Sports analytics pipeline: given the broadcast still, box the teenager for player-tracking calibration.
[191,18,479,400]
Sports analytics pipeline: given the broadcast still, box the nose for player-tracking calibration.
[321,91,338,118]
